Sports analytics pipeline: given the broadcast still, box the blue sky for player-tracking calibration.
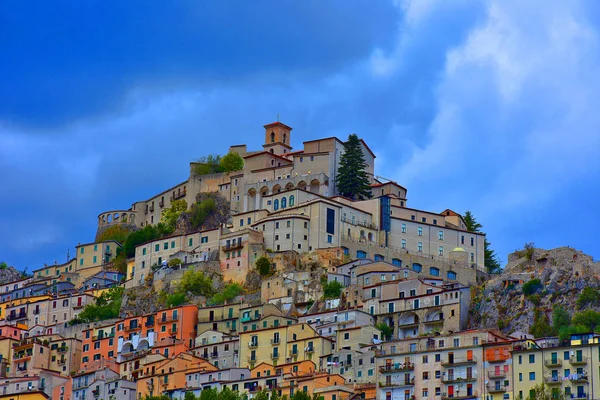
[1,0,599,271]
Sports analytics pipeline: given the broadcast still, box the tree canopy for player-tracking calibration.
[161,199,188,231]
[323,280,344,299]
[335,134,372,200]
[71,286,124,324]
[220,152,244,172]
[256,256,272,276]
[463,210,501,274]
[193,154,223,175]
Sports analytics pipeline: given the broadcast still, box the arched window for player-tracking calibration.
[447,271,457,280]
[341,247,349,256]
[368,232,374,241]
[270,149,274,154]
[283,133,287,143]
[273,199,279,211]
[271,132,275,143]
[281,197,287,209]
[374,254,384,262]
[430,267,440,277]
[392,258,402,267]
[289,195,295,206]
[412,263,423,273]
[357,250,367,259]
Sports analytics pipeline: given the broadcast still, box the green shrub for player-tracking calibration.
[323,280,344,299]
[161,199,188,231]
[210,283,244,305]
[71,287,123,324]
[256,257,272,276]
[552,305,571,334]
[527,294,541,306]
[168,258,183,268]
[529,308,551,338]
[164,292,186,307]
[576,286,600,309]
[522,279,542,296]
[176,269,214,297]
[220,152,244,172]
[376,322,393,339]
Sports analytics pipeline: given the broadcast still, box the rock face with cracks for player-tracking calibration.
[468,246,600,334]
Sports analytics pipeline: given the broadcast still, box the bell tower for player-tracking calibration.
[263,121,293,155]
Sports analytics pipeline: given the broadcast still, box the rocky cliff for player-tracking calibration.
[0,264,25,284]
[469,246,600,335]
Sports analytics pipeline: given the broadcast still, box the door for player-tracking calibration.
[467,384,473,396]
[495,365,500,377]
[467,350,473,361]
[448,386,454,397]
[209,311,214,322]
[551,352,558,364]
[77,297,82,307]
[448,352,454,364]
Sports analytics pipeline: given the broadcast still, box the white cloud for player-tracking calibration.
[390,0,600,215]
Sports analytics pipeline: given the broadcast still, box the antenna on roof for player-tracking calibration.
[277,113,280,122]
[66,249,70,262]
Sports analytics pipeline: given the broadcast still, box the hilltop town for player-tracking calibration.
[1,122,599,400]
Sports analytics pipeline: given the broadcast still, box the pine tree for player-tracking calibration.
[463,211,502,274]
[336,134,372,200]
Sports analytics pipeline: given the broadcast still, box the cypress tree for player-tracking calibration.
[464,211,502,274]
[336,134,372,200]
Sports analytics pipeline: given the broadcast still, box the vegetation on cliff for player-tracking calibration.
[70,286,124,324]
[469,246,600,339]
[192,152,244,176]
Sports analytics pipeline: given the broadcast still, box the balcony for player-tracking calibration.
[93,389,100,397]
[441,391,478,400]
[210,352,219,359]
[73,303,85,310]
[441,356,477,367]
[305,347,314,354]
[487,385,506,393]
[14,352,33,361]
[124,324,141,332]
[149,205,155,213]
[289,350,299,357]
[379,363,415,373]
[248,341,258,349]
[169,327,178,334]
[58,346,68,354]
[33,308,40,315]
[488,371,506,379]
[241,314,260,323]
[441,375,477,384]
[571,394,588,400]
[570,374,589,383]
[158,314,179,323]
[271,352,280,360]
[487,353,509,363]
[247,357,257,364]
[379,377,415,388]
[145,319,155,327]
[57,358,67,366]
[171,189,187,201]
[159,199,165,208]
[222,242,244,252]
[545,358,563,367]
[341,216,378,230]
[270,338,280,345]
[545,376,562,385]
[570,356,587,365]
